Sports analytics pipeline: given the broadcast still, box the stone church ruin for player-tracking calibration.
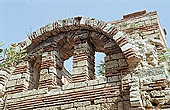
[0,10,169,110]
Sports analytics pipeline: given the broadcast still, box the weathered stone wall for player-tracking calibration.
[109,11,167,69]
[0,10,169,110]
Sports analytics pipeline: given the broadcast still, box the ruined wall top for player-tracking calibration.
[0,10,169,110]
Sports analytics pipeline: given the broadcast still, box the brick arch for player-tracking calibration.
[11,16,141,89]
[17,17,140,84]
[19,17,139,68]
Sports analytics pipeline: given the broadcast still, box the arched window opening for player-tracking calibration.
[95,52,106,76]
[64,56,73,73]
[62,56,73,84]
[29,56,42,89]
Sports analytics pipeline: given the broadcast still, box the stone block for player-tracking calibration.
[84,86,94,91]
[86,104,101,110]
[77,107,86,110]
[110,53,124,60]
[61,103,73,109]
[39,73,54,81]
[49,67,62,78]
[121,43,132,52]
[104,56,110,62]
[24,37,32,47]
[101,103,117,110]
[79,17,87,25]
[113,31,123,39]
[150,90,165,98]
[72,66,88,74]
[33,106,60,110]
[107,97,119,103]
[93,84,105,89]
[74,101,90,107]
[130,86,140,92]
[40,69,48,75]
[6,78,28,88]
[62,83,74,90]
[130,91,141,98]
[98,76,107,84]
[65,108,76,110]
[94,98,106,104]
[130,100,143,107]
[9,74,22,80]
[87,79,99,86]
[105,60,118,69]
[105,82,117,87]
[104,42,116,49]
[118,59,127,67]
[103,23,113,33]
[63,89,74,94]
[107,76,119,82]
[74,82,87,88]
[73,60,89,67]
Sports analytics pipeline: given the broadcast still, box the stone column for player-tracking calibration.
[38,50,63,89]
[72,42,95,83]
[6,61,30,94]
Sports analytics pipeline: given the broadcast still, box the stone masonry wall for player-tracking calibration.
[0,10,169,110]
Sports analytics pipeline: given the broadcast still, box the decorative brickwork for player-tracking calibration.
[0,10,169,110]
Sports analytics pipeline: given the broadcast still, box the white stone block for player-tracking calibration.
[113,31,124,40]
[86,104,101,110]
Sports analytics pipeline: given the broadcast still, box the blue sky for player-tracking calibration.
[0,0,169,72]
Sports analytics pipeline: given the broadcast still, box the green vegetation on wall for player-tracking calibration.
[97,60,105,76]
[0,41,27,70]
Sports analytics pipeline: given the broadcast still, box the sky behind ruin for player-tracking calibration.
[0,0,169,72]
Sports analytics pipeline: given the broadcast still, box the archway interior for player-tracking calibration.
[28,29,125,84]
[54,29,120,77]
[64,52,106,76]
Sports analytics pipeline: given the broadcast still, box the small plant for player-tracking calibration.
[168,48,170,52]
[0,41,4,61]
[0,42,27,70]
[130,23,137,28]
[168,67,170,73]
[25,26,33,37]
[159,49,170,63]
[97,60,105,76]
[159,54,170,62]
[130,34,138,39]
[121,22,128,27]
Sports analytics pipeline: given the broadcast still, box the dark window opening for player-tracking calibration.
[29,56,42,89]
[90,100,95,105]
[151,99,159,107]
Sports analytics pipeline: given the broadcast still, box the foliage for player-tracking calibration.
[159,54,170,62]
[159,48,170,74]
[0,41,4,62]
[97,60,105,76]
[168,67,170,73]
[0,42,27,70]
[121,22,128,27]
[130,23,138,28]
[130,34,138,39]
[159,48,170,63]
[168,48,170,52]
